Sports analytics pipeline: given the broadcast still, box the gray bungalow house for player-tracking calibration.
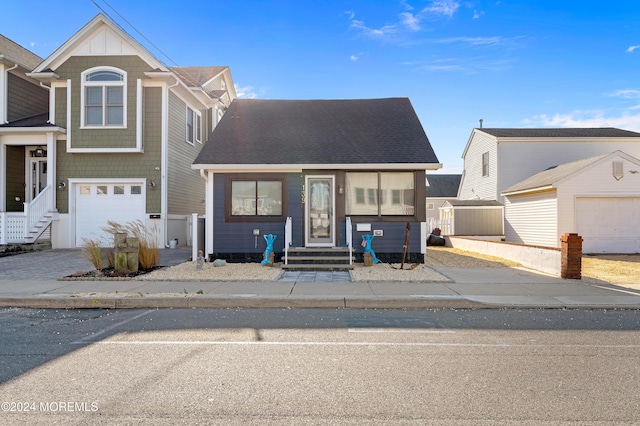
[192,98,441,263]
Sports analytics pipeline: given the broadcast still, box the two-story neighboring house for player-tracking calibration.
[458,128,640,253]
[1,14,236,248]
[459,128,640,203]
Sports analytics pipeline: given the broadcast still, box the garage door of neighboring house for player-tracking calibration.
[75,182,146,247]
[576,197,640,254]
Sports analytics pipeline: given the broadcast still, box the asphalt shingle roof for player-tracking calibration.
[478,128,640,138]
[0,34,42,69]
[194,98,439,166]
[502,153,611,194]
[426,174,461,197]
[0,113,51,128]
[169,66,228,87]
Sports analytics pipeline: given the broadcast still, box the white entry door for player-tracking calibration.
[305,175,335,247]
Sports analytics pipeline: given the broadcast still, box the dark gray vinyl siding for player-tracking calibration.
[212,173,422,256]
[212,173,301,253]
[7,73,48,122]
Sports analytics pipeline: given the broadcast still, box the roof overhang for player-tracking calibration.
[501,185,555,197]
[0,126,66,135]
[193,163,442,173]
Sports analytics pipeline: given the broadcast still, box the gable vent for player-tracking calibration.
[613,161,624,180]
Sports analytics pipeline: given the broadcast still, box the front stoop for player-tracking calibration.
[282,247,354,271]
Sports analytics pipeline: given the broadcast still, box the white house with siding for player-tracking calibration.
[459,128,640,204]
[502,151,640,253]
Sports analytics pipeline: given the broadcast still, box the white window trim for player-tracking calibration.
[80,66,127,129]
[186,106,202,144]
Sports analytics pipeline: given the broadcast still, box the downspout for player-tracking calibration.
[162,79,181,247]
[1,64,19,124]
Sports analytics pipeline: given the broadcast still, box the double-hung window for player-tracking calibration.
[482,152,489,177]
[186,107,202,144]
[82,67,126,127]
[346,172,415,216]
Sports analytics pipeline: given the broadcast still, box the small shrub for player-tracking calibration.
[81,238,104,270]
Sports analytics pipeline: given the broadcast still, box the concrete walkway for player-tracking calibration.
[1,248,639,309]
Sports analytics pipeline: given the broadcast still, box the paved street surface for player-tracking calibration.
[1,308,639,424]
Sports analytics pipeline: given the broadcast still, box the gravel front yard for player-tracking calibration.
[137,247,640,289]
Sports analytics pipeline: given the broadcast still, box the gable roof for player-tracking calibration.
[0,34,42,70]
[426,174,461,198]
[30,14,166,75]
[501,151,640,195]
[444,200,503,207]
[170,66,228,87]
[477,127,640,138]
[193,98,441,170]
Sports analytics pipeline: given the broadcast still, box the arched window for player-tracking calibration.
[81,67,127,127]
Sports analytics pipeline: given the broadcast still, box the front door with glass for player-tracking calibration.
[305,175,335,246]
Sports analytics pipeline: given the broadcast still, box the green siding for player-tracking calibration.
[53,56,153,150]
[55,86,162,214]
[5,146,25,212]
[7,73,48,122]
[167,92,205,215]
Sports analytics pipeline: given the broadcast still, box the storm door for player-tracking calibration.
[28,157,47,202]
[305,175,335,246]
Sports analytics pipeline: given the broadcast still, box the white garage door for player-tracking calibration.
[75,183,146,247]
[576,197,640,254]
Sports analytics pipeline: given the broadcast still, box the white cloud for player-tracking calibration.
[627,45,640,53]
[473,10,484,19]
[400,12,421,31]
[234,84,258,99]
[436,36,504,46]
[611,89,640,98]
[350,54,359,61]
[422,0,460,18]
[350,19,397,37]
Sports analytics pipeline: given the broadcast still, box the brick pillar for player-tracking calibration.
[560,233,582,279]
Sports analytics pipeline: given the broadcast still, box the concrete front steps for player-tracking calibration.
[282,247,354,271]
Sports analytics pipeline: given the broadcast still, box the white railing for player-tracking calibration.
[25,185,52,235]
[0,186,53,244]
[428,217,453,236]
[345,216,353,265]
[0,213,27,244]
[284,216,292,264]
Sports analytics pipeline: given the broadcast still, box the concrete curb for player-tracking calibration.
[8,295,640,310]
[0,295,493,310]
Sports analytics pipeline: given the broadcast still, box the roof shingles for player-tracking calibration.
[194,98,439,166]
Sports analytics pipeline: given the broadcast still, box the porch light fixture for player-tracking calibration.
[148,181,156,190]
[57,181,66,190]
[33,146,46,157]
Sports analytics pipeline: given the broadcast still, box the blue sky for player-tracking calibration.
[4,0,640,173]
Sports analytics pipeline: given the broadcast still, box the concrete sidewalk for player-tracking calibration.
[1,248,639,309]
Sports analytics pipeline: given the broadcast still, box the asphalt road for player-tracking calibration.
[1,308,639,424]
